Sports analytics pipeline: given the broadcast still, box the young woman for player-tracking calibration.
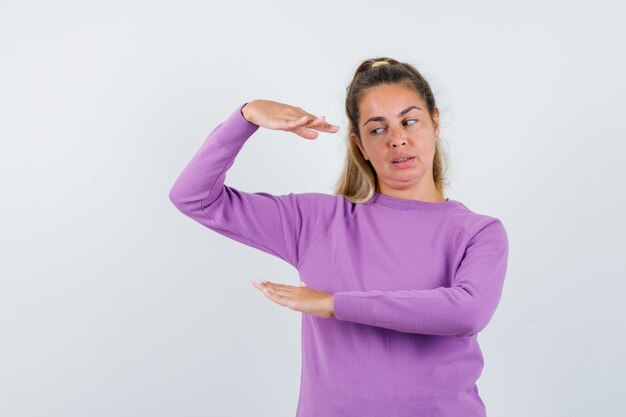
[169,57,509,417]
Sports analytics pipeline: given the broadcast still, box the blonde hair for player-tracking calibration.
[333,57,449,204]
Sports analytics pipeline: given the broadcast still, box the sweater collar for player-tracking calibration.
[369,191,457,211]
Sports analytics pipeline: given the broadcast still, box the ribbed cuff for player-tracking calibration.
[333,291,376,325]
[239,102,260,128]
[217,102,261,149]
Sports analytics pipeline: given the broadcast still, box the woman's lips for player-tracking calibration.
[392,156,415,168]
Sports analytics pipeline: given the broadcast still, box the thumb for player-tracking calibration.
[300,281,307,287]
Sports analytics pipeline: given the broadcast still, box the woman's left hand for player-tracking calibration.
[251,279,335,319]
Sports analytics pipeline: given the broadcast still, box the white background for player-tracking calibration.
[1,1,625,416]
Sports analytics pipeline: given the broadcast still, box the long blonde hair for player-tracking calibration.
[333,57,449,204]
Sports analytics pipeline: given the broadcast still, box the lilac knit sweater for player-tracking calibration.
[168,103,510,417]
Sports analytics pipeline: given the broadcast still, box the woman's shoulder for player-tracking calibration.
[290,191,355,216]
[446,199,508,239]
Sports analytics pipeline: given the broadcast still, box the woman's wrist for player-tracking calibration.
[241,101,258,125]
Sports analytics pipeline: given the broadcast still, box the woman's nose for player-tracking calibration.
[388,126,406,146]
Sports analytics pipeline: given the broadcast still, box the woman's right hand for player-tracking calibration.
[241,99,340,140]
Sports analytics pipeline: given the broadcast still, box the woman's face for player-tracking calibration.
[351,82,440,197]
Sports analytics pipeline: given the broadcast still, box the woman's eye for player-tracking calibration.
[371,120,418,135]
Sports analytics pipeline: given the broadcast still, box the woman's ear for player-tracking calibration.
[351,132,369,160]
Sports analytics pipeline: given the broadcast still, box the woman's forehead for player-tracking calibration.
[360,93,425,119]
[360,84,423,107]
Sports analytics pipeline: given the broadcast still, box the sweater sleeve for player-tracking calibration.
[168,103,330,269]
[332,218,509,337]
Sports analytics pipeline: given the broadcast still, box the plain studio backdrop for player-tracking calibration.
[1,1,624,416]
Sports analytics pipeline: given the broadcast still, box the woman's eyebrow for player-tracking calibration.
[363,106,422,127]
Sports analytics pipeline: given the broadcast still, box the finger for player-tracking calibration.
[262,283,295,294]
[259,281,285,290]
[262,288,277,298]
[312,123,340,134]
[292,115,327,129]
[263,288,286,302]
[252,279,272,291]
[255,282,277,294]
[303,115,324,124]
[303,116,328,128]
[302,116,340,133]
[292,126,320,140]
[266,284,298,292]
[285,114,338,138]
[264,282,291,289]
[285,115,310,129]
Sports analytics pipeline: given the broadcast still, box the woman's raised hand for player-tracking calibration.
[241,99,340,139]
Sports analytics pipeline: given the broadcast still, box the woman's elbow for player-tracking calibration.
[455,305,495,337]
[168,186,200,215]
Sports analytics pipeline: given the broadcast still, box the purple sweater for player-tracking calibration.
[169,103,510,417]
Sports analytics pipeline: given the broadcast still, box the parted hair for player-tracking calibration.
[333,57,449,204]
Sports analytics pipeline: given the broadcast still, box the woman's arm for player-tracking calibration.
[332,218,510,337]
[168,102,340,269]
